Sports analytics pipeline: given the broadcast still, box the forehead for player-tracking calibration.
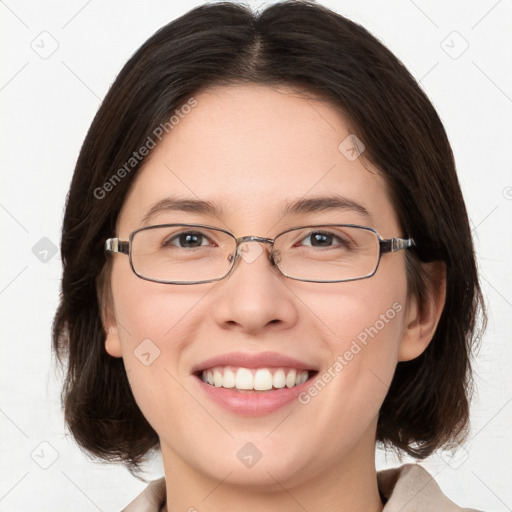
[118,84,401,236]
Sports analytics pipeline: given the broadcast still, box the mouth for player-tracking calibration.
[193,366,319,393]
[193,366,320,416]
[190,351,320,415]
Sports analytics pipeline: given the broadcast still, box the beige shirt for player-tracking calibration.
[122,463,483,511]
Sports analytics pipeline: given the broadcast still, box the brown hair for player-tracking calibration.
[53,0,486,469]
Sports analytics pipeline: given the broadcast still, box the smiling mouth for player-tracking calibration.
[194,365,319,392]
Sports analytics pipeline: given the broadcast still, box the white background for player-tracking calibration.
[1,1,511,511]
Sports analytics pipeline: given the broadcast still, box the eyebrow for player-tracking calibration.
[282,194,371,218]
[141,194,371,225]
[141,197,224,225]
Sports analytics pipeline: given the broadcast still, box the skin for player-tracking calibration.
[104,84,446,512]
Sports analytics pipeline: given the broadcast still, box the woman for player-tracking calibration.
[53,1,486,510]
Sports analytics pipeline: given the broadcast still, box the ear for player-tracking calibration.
[102,300,123,358]
[398,261,446,362]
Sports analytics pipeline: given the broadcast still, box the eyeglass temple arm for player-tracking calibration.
[379,237,415,254]
[105,238,130,254]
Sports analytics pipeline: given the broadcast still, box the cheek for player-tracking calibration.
[300,259,407,358]
[110,258,206,349]
[109,263,206,427]
[296,269,407,432]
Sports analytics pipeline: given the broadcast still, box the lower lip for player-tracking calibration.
[194,374,317,416]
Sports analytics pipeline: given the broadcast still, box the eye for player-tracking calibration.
[298,231,352,249]
[162,230,213,249]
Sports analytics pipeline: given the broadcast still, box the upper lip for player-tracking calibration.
[191,351,318,373]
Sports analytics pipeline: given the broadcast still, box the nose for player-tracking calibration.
[212,239,299,334]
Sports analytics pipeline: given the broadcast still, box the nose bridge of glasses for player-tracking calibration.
[233,235,279,265]
[236,235,274,245]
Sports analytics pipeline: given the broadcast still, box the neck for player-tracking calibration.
[160,423,383,512]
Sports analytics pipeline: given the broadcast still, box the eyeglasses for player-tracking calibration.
[105,223,415,285]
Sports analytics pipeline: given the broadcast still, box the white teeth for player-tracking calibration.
[285,369,297,388]
[200,366,310,391]
[254,369,273,391]
[273,369,286,388]
[223,369,235,388]
[235,368,254,390]
[213,369,223,387]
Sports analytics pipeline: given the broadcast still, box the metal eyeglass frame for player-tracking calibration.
[104,223,415,285]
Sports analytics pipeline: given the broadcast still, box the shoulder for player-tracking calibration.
[377,464,484,512]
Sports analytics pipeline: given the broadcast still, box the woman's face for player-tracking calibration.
[106,84,424,488]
